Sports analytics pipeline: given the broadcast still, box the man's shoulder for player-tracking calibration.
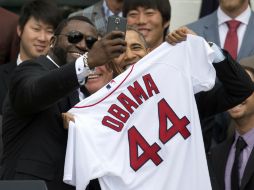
[17,56,51,71]
[69,0,103,18]
[0,61,16,73]
[187,11,217,29]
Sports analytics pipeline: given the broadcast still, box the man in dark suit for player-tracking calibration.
[0,7,19,65]
[0,0,61,164]
[0,0,61,114]
[0,15,126,190]
[209,58,254,190]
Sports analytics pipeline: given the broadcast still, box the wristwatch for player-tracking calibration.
[207,42,225,63]
[82,52,90,69]
[82,52,95,73]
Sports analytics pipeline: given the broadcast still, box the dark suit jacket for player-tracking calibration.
[0,114,2,163]
[0,7,19,65]
[209,136,254,190]
[196,51,254,119]
[0,61,16,114]
[0,61,16,165]
[187,10,254,61]
[0,56,81,190]
[195,51,254,152]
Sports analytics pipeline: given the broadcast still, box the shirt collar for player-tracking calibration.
[46,55,60,68]
[102,0,122,19]
[235,127,254,149]
[17,54,60,68]
[218,6,251,25]
[16,54,23,66]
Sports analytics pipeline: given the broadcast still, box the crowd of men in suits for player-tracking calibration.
[0,0,254,189]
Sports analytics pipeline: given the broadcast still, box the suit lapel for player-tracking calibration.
[212,137,234,189]
[203,12,221,46]
[240,147,254,190]
[238,12,254,60]
[93,0,107,33]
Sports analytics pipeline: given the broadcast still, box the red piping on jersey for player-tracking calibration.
[73,64,135,109]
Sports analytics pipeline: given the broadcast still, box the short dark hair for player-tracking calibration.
[123,0,171,36]
[19,0,61,32]
[126,25,148,48]
[54,16,96,35]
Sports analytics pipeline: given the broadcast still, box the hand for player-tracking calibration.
[87,31,127,69]
[166,26,197,45]
[62,112,75,129]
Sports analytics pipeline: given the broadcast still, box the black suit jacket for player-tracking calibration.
[0,56,80,190]
[0,61,16,165]
[209,136,254,190]
[0,61,16,114]
[196,50,254,119]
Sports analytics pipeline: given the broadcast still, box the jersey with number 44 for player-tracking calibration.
[64,35,216,190]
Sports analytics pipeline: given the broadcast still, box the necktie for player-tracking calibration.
[224,20,241,60]
[231,136,247,190]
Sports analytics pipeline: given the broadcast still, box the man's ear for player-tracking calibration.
[17,25,22,37]
[50,36,56,48]
[163,20,170,29]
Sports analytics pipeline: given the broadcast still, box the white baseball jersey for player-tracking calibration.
[64,35,216,190]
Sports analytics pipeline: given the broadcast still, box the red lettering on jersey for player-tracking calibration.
[143,74,160,97]
[108,104,130,123]
[128,126,162,171]
[102,73,160,132]
[102,116,124,132]
[127,81,149,105]
[118,93,139,114]
[158,98,191,144]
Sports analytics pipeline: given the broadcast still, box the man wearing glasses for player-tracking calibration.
[0,16,126,190]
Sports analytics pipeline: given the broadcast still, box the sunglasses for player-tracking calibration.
[57,31,98,49]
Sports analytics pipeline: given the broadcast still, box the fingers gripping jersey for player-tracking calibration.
[64,35,216,190]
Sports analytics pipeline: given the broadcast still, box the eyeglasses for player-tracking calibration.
[57,31,98,49]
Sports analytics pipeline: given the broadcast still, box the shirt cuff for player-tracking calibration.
[75,56,90,85]
[209,42,225,63]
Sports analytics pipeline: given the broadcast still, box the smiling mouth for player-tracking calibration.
[138,28,149,35]
[35,45,47,51]
[87,74,101,80]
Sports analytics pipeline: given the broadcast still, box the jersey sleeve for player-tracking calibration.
[186,35,216,93]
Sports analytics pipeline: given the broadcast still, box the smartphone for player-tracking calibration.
[106,15,127,37]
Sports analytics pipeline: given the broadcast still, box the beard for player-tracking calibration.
[51,46,68,66]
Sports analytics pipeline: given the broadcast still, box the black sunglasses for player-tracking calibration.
[57,31,98,49]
